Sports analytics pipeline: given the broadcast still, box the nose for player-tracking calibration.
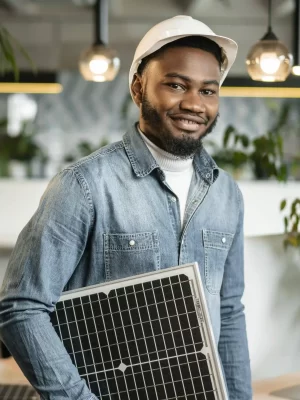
[180,91,205,113]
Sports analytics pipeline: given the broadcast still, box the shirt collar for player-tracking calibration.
[123,123,219,184]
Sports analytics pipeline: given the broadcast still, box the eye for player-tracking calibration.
[167,83,185,90]
[201,89,217,96]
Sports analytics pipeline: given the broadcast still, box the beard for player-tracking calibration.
[141,94,219,158]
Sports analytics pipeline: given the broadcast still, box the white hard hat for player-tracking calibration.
[129,15,238,94]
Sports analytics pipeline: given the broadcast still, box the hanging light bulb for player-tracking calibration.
[246,0,293,82]
[79,0,120,82]
[292,0,300,76]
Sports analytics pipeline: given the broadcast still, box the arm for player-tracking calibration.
[218,186,252,400]
[0,169,98,400]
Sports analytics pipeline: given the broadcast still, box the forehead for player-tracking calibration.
[145,46,221,82]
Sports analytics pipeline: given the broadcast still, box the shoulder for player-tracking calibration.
[71,140,125,169]
[61,140,127,178]
[44,140,126,200]
[212,167,244,212]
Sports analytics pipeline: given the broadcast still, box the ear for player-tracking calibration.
[131,73,143,107]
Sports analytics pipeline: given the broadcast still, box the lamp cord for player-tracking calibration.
[268,0,272,32]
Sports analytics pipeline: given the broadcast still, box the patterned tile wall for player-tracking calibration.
[0,71,299,178]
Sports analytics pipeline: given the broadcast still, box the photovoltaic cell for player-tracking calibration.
[50,263,227,400]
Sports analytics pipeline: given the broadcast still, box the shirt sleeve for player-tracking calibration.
[218,185,253,400]
[0,168,98,400]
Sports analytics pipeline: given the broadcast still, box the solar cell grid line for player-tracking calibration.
[159,278,188,399]
[168,276,198,398]
[97,292,124,400]
[70,298,91,390]
[87,293,113,399]
[188,279,219,400]
[106,290,132,400]
[79,295,102,398]
[61,288,195,339]
[58,302,79,371]
[63,306,203,361]
[114,287,141,400]
[178,276,214,400]
[122,284,151,400]
[180,276,210,400]
[150,279,178,399]
[131,281,161,399]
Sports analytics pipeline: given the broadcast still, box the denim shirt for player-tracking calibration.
[0,125,252,400]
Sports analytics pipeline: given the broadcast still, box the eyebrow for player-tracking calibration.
[164,72,219,86]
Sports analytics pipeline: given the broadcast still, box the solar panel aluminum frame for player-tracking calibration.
[52,262,228,400]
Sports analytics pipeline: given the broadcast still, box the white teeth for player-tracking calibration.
[178,118,198,124]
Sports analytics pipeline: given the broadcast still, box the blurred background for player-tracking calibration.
[0,0,300,395]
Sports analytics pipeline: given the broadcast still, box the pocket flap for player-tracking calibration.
[104,232,158,251]
[203,229,234,250]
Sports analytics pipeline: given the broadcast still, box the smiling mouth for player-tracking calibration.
[170,116,208,132]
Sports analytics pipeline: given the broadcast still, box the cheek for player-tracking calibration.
[207,99,219,116]
[147,86,179,111]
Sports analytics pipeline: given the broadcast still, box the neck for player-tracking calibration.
[138,126,193,172]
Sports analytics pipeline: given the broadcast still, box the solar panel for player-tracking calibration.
[50,263,228,400]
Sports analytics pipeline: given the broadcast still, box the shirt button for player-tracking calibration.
[222,237,226,243]
[206,173,210,179]
[129,240,135,246]
[171,196,177,202]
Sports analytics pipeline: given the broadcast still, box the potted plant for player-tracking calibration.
[212,103,290,181]
[0,118,46,178]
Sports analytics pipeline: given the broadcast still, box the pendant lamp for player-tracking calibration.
[292,0,300,75]
[246,0,293,82]
[79,0,120,82]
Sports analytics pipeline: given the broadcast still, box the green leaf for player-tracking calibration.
[240,135,250,147]
[291,216,299,232]
[5,27,36,73]
[284,216,288,232]
[234,134,240,146]
[280,199,287,211]
[223,125,235,147]
[0,28,19,80]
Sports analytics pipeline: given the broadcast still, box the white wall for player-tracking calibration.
[244,235,300,380]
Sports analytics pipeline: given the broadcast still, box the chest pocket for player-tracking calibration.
[104,231,160,281]
[203,229,234,295]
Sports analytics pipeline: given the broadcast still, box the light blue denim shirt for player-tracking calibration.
[0,124,252,399]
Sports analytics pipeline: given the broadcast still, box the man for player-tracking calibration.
[0,15,252,399]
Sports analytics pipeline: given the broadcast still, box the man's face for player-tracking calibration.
[132,46,221,157]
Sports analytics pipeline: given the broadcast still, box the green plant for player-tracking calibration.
[0,26,35,80]
[280,198,300,248]
[0,118,46,177]
[213,103,290,181]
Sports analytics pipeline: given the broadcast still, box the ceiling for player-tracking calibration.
[0,0,295,77]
